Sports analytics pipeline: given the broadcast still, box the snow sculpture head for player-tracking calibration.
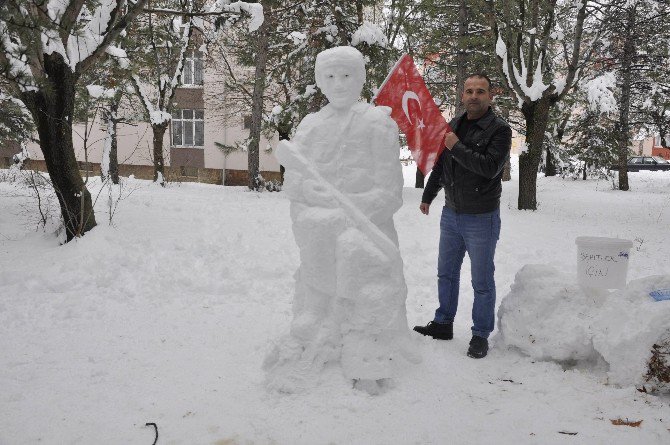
[315,46,366,110]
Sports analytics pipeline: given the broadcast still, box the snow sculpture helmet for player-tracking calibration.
[315,46,366,110]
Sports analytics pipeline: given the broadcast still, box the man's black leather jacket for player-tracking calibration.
[421,107,512,214]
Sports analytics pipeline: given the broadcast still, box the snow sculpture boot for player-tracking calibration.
[467,335,488,359]
[413,321,453,340]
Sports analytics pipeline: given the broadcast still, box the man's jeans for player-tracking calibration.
[434,206,501,338]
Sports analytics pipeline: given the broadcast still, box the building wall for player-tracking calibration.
[652,147,670,160]
[19,48,280,185]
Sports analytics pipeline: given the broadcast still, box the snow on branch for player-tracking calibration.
[165,17,192,100]
[582,72,618,114]
[0,21,38,92]
[351,21,388,48]
[209,1,264,32]
[130,73,156,119]
[493,0,589,106]
[0,93,31,117]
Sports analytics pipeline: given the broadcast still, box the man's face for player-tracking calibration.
[318,64,364,110]
[462,77,493,117]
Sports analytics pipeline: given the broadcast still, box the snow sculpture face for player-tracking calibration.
[315,47,366,111]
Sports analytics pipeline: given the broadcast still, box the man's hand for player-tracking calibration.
[444,131,459,150]
[420,202,430,215]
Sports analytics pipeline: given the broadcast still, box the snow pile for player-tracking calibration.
[2,166,670,443]
[351,21,388,48]
[582,72,618,114]
[497,264,670,387]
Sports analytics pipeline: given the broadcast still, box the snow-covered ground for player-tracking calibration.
[1,158,669,444]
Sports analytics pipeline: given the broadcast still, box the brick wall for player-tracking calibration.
[652,147,670,161]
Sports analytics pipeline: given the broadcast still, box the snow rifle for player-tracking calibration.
[276,139,399,261]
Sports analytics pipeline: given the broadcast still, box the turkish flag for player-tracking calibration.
[374,54,452,175]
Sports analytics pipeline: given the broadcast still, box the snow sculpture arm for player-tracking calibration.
[276,114,321,206]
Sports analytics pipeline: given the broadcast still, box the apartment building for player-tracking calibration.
[5,44,281,186]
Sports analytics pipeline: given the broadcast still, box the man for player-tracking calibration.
[266,47,416,394]
[413,74,512,359]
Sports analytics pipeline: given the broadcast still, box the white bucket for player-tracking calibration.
[575,236,633,289]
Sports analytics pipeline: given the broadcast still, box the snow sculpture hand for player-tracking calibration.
[302,179,338,208]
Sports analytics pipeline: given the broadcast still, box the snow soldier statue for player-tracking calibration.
[264,46,418,394]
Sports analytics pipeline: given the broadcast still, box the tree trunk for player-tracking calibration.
[502,157,511,181]
[277,121,291,185]
[616,7,636,192]
[109,98,120,185]
[455,0,468,115]
[356,0,364,25]
[109,117,120,185]
[415,168,425,188]
[519,98,551,210]
[501,107,511,182]
[22,53,96,242]
[545,146,556,176]
[247,5,270,191]
[152,123,168,185]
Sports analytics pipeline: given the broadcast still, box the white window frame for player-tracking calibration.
[182,50,204,86]
[171,109,204,148]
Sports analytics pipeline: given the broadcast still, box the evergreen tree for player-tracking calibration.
[597,0,670,190]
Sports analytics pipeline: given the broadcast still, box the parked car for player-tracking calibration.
[611,156,670,172]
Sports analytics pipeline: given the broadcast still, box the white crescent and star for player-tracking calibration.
[401,90,425,130]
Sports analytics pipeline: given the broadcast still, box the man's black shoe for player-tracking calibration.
[467,335,488,359]
[413,321,453,340]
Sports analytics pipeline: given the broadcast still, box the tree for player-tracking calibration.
[588,0,670,190]
[637,82,670,150]
[0,90,34,146]
[626,2,670,153]
[564,110,618,179]
[0,0,148,241]
[491,0,595,210]
[124,0,198,185]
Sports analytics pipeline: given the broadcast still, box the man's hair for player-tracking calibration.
[465,73,492,90]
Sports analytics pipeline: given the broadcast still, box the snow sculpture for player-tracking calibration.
[497,264,670,389]
[264,46,417,394]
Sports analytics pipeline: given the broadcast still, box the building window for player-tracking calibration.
[172,109,204,147]
[243,115,252,129]
[182,50,203,86]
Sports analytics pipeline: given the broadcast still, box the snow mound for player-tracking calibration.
[497,264,670,388]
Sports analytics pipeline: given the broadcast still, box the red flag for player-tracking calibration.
[374,54,452,175]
